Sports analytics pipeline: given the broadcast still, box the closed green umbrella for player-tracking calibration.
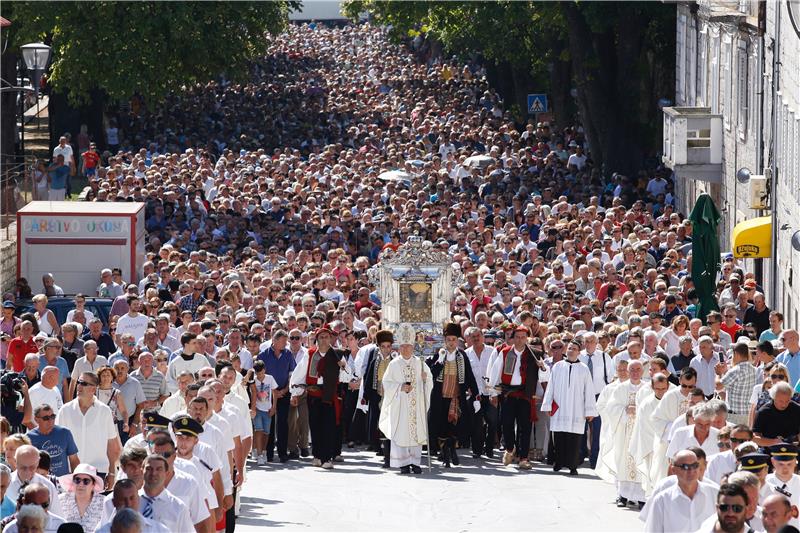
[688,193,722,323]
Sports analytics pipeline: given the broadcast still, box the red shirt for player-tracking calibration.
[721,322,743,340]
[7,336,37,372]
[82,150,100,169]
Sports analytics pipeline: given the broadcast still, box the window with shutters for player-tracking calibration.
[677,14,686,105]
[748,46,758,140]
[687,17,697,106]
[698,27,708,106]
[736,40,748,141]
[710,30,720,113]
[722,36,732,130]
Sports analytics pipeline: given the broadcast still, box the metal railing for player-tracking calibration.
[1,154,39,238]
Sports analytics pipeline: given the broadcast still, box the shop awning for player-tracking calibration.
[732,216,772,258]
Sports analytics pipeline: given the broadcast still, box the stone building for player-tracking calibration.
[664,0,800,326]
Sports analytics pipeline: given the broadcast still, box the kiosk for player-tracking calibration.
[17,202,146,295]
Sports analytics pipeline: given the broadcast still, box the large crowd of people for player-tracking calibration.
[3,22,800,533]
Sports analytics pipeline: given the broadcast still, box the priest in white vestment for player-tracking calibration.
[594,360,629,482]
[600,360,646,507]
[379,324,433,475]
[630,374,673,496]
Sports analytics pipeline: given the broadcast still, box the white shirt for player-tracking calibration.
[666,425,720,461]
[158,391,186,418]
[6,472,64,518]
[167,465,211,525]
[643,481,718,533]
[28,382,63,412]
[465,344,497,396]
[2,513,66,533]
[138,488,193,533]
[705,450,737,485]
[116,313,149,343]
[71,355,109,382]
[94,513,169,533]
[765,472,800,506]
[55,397,117,472]
[579,349,614,396]
[181,444,221,508]
[254,374,278,411]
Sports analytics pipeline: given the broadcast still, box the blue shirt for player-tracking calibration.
[775,350,800,390]
[50,165,70,190]
[27,425,79,476]
[39,355,70,393]
[258,347,296,389]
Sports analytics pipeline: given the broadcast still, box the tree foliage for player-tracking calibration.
[4,1,297,105]
[344,0,675,175]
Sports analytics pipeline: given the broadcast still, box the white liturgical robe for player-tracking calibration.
[379,354,433,466]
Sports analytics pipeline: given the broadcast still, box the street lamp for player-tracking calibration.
[20,42,51,130]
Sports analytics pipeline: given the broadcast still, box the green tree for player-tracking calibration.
[0,1,296,175]
[345,0,675,176]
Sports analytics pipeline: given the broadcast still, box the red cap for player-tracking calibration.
[315,325,335,337]
[513,325,530,335]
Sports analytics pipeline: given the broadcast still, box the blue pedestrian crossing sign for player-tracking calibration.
[527,94,548,115]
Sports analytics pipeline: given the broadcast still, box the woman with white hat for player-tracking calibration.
[57,463,106,531]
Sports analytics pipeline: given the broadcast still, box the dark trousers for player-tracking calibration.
[308,397,337,463]
[582,415,602,469]
[553,431,582,470]
[341,387,358,443]
[501,396,532,458]
[367,397,382,449]
[471,397,498,455]
[267,395,290,460]
[225,469,237,533]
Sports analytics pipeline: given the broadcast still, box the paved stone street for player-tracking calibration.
[237,449,642,531]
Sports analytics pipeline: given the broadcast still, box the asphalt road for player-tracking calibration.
[236,448,642,532]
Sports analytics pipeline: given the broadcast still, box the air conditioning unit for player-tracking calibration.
[748,175,768,209]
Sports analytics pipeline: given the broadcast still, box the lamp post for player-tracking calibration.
[20,42,51,134]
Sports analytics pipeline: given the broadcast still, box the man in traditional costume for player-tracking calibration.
[290,325,346,470]
[363,329,396,467]
[488,325,547,470]
[650,367,698,484]
[541,338,597,475]
[379,323,433,475]
[428,322,479,468]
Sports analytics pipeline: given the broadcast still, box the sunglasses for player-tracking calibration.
[73,476,94,486]
[36,414,56,421]
[77,379,97,387]
[155,358,167,363]
[680,384,694,389]
[289,336,301,341]
[730,437,748,444]
[717,504,744,513]
[770,374,787,380]
[673,462,699,471]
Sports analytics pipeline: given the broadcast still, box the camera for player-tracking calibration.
[0,370,24,405]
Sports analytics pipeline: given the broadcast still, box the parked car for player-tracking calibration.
[14,296,114,332]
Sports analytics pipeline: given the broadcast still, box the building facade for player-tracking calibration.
[666,0,800,327]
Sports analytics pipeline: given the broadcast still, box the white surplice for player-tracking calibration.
[540,359,597,434]
[378,355,433,467]
[652,387,692,444]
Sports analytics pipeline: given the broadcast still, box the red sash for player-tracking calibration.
[500,345,538,422]
[305,348,323,398]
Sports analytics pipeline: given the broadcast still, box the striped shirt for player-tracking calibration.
[130,368,168,402]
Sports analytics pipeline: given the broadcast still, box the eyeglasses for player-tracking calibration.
[289,336,301,341]
[155,358,167,363]
[36,414,56,421]
[717,504,744,513]
[155,450,174,459]
[77,379,97,387]
[770,374,787,380]
[673,462,699,471]
[680,384,694,389]
[72,476,94,486]
[730,437,747,444]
